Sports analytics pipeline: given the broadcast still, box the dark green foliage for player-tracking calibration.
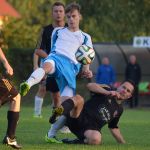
[8,48,34,81]
[1,0,150,83]
[2,0,150,47]
[3,0,66,48]
[76,0,150,42]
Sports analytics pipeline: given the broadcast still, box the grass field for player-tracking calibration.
[0,105,150,150]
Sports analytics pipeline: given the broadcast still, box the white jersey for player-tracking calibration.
[50,27,93,64]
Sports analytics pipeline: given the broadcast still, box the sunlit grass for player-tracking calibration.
[0,106,150,150]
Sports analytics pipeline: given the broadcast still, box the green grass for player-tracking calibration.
[0,106,150,150]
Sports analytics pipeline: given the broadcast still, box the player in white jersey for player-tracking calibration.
[50,27,93,65]
[20,2,93,98]
[20,2,93,143]
[43,27,93,95]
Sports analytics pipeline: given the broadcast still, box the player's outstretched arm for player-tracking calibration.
[109,128,126,144]
[87,83,121,99]
[87,83,110,95]
[0,48,13,76]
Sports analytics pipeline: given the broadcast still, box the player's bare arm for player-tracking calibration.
[0,48,13,76]
[110,128,126,144]
[35,48,48,58]
[87,83,121,99]
[87,83,111,95]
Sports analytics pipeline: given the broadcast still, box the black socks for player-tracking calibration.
[62,99,74,116]
[6,111,19,139]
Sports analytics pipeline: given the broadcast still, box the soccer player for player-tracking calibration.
[20,2,93,97]
[20,2,93,138]
[0,47,22,149]
[33,2,66,118]
[47,80,134,145]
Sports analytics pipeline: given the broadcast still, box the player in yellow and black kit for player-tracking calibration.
[0,48,22,149]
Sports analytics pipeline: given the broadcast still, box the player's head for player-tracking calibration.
[65,2,82,31]
[51,2,65,22]
[117,80,135,100]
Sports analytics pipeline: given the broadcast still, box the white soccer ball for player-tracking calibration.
[75,45,95,65]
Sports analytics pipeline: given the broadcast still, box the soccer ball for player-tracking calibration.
[75,45,95,65]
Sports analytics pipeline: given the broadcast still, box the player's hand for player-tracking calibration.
[81,65,93,78]
[33,65,39,71]
[81,70,93,78]
[109,91,121,99]
[4,62,13,76]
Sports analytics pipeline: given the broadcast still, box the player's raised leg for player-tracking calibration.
[20,61,55,96]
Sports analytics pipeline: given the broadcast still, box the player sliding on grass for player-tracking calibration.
[46,80,134,145]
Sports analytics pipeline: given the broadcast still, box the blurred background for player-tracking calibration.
[0,0,150,107]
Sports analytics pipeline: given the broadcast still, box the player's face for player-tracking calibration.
[52,6,65,22]
[117,82,134,100]
[66,10,81,31]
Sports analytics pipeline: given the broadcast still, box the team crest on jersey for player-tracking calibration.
[98,106,110,122]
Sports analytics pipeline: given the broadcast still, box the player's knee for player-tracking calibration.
[43,61,55,74]
[10,93,21,111]
[37,87,46,96]
[75,94,84,105]
[84,130,101,145]
[52,92,60,100]
[86,136,101,145]
[13,93,21,102]
[90,135,101,145]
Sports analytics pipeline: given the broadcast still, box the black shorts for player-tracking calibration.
[46,76,59,93]
[66,111,100,140]
[0,75,18,106]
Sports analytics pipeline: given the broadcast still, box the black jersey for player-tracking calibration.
[82,89,123,130]
[36,23,67,54]
[36,24,54,54]
[66,85,123,140]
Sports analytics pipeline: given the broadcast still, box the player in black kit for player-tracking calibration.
[33,2,67,118]
[48,80,134,145]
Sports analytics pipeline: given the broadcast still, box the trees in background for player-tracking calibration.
[2,0,150,48]
[0,0,149,81]
[77,0,150,43]
[2,0,64,48]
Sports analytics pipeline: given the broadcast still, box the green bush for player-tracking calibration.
[8,48,34,83]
